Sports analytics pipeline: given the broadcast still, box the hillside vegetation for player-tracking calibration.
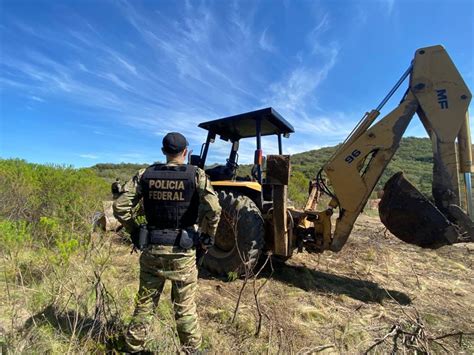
[50,137,436,221]
[90,163,149,184]
[90,137,434,207]
[290,137,434,196]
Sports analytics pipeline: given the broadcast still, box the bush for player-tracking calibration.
[0,159,109,258]
[0,159,108,222]
[0,219,31,257]
[90,163,149,184]
[288,171,309,208]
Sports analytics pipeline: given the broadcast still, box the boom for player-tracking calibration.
[304,45,473,252]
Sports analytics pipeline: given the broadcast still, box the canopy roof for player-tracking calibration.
[198,107,295,141]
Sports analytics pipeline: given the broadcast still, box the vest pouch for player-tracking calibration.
[138,225,149,250]
[179,229,194,249]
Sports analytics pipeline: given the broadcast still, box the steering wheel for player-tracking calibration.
[226,159,239,171]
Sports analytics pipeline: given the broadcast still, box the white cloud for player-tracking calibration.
[268,67,321,112]
[308,13,330,39]
[120,153,144,158]
[377,0,395,16]
[229,0,253,39]
[109,51,138,76]
[76,62,88,72]
[30,96,45,102]
[79,154,99,159]
[258,28,276,53]
[286,141,321,155]
[266,42,339,113]
[99,72,131,90]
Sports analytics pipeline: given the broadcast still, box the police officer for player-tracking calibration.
[113,132,221,353]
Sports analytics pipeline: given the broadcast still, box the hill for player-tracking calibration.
[89,137,435,207]
[90,163,150,184]
[290,136,434,196]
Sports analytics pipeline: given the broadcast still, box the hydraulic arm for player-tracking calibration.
[305,45,473,252]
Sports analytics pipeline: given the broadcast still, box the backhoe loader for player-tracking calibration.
[191,45,473,274]
[98,45,472,275]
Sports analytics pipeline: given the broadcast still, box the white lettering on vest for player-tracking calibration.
[148,178,186,201]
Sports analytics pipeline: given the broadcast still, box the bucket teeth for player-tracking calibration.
[379,172,461,248]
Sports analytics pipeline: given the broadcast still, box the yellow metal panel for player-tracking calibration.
[325,92,418,213]
[211,181,262,192]
[412,46,472,210]
[323,92,419,251]
[411,45,471,142]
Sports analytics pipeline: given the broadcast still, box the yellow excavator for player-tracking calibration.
[192,45,472,274]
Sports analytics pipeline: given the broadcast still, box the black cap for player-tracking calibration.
[162,132,188,154]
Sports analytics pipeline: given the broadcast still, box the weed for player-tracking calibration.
[227,271,238,282]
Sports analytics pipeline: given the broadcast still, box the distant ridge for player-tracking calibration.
[90,137,454,198]
[291,137,434,196]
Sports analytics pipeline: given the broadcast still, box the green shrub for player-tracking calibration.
[288,171,309,208]
[0,220,31,257]
[90,163,149,184]
[0,159,109,259]
[0,159,108,222]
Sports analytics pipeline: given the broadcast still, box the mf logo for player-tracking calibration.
[436,89,448,109]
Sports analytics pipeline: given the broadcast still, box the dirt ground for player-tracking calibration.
[184,214,472,353]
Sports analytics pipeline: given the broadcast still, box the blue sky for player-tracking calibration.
[1,0,473,167]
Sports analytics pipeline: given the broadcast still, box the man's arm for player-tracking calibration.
[113,169,144,233]
[196,168,221,237]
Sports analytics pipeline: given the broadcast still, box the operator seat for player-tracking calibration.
[205,165,235,181]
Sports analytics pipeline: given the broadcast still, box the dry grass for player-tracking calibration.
[196,214,473,353]
[1,215,473,353]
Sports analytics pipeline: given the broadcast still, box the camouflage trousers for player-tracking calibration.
[125,245,201,352]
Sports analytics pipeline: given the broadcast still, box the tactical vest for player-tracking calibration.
[140,164,199,229]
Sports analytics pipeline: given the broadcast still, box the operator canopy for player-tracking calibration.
[198,107,295,141]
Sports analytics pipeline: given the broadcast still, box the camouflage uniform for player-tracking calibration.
[113,160,221,352]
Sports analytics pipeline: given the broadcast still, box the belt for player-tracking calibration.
[149,229,180,246]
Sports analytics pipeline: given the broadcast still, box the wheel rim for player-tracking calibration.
[211,211,235,257]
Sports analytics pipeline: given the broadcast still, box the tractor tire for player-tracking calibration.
[271,255,291,265]
[202,191,265,276]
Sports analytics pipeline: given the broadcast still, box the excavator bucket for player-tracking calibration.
[379,172,460,248]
